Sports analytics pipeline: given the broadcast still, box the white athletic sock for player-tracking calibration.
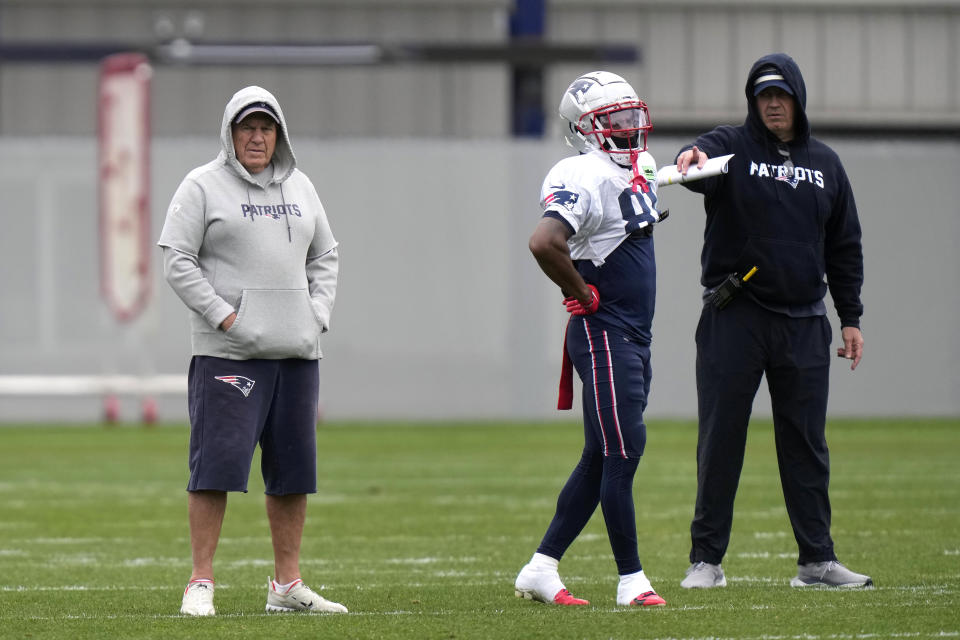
[529,552,560,571]
[272,578,299,592]
[617,570,653,604]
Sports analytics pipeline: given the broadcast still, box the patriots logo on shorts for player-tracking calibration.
[544,189,580,211]
[214,375,256,397]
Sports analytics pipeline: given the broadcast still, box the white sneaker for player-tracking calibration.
[180,580,215,616]
[681,562,727,589]
[265,578,348,613]
[617,570,666,606]
[514,561,589,605]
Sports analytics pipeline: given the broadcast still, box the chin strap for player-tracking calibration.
[605,135,649,193]
[629,148,649,194]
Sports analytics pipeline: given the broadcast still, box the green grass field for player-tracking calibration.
[0,418,957,639]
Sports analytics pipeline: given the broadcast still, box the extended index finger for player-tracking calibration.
[677,147,694,174]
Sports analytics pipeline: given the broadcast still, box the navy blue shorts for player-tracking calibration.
[567,318,651,459]
[186,356,319,495]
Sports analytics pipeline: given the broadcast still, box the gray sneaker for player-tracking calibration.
[790,561,873,588]
[681,561,727,588]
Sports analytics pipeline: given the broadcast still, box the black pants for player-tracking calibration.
[689,299,838,566]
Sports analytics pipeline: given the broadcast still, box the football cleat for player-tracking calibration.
[617,570,665,606]
[265,577,348,613]
[552,588,590,606]
[629,590,667,607]
[180,580,215,616]
[790,561,873,588]
[515,562,589,606]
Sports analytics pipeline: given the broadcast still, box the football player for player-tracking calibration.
[514,71,667,608]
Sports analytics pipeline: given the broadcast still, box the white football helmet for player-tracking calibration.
[559,71,652,167]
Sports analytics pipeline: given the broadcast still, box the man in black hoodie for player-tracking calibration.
[674,53,872,589]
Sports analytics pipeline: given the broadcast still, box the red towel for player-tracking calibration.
[557,319,573,410]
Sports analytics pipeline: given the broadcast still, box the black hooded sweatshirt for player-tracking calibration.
[677,52,863,328]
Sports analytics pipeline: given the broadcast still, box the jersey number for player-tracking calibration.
[617,187,659,233]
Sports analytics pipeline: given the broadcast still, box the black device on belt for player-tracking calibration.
[708,266,758,309]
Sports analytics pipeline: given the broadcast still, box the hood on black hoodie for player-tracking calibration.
[744,53,810,145]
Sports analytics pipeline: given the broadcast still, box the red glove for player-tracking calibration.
[563,285,600,316]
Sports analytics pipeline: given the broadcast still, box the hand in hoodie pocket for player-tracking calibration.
[226,288,322,359]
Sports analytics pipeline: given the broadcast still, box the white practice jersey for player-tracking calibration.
[540,149,660,266]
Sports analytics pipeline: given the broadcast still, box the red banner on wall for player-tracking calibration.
[98,52,152,323]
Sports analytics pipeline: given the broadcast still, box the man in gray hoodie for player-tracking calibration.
[159,86,345,616]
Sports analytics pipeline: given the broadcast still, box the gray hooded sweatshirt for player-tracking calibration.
[158,85,338,360]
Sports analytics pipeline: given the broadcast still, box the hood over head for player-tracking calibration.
[744,53,809,143]
[220,85,296,183]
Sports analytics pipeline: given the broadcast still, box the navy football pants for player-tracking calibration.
[538,318,650,575]
[690,300,837,566]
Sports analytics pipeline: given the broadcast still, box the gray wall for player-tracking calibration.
[1,0,958,421]
[1,135,957,422]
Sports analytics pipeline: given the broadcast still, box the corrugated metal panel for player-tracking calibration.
[545,1,960,131]
[1,0,958,136]
[911,12,958,112]
[0,0,511,136]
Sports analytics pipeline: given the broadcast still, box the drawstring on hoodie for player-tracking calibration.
[245,182,293,243]
[279,183,291,242]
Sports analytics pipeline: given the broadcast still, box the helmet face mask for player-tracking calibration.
[559,71,652,167]
[581,103,650,164]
